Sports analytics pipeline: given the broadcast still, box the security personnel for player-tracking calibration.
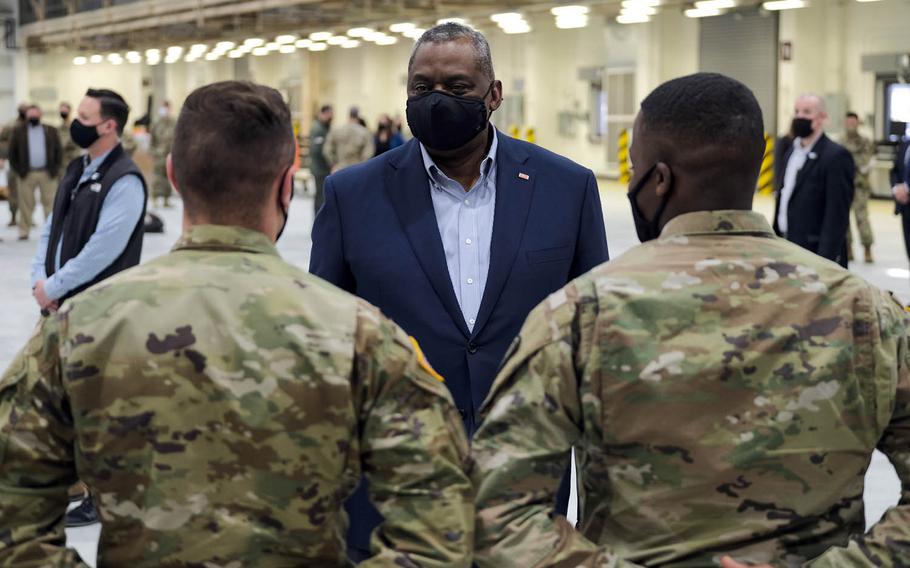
[150,100,177,207]
[842,111,876,263]
[473,73,910,567]
[308,103,333,214]
[0,103,27,226]
[0,80,473,567]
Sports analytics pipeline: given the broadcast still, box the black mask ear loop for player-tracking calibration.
[275,166,293,242]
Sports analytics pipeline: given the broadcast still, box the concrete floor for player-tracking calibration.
[0,182,903,565]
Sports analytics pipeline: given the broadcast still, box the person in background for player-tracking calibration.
[0,102,28,227]
[0,80,473,567]
[8,104,63,240]
[374,113,405,156]
[842,111,876,263]
[310,22,609,563]
[150,100,177,208]
[323,106,373,173]
[773,94,854,267]
[58,101,82,166]
[30,88,146,316]
[472,71,910,568]
[308,103,333,214]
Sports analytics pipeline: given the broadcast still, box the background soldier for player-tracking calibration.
[843,111,876,263]
[150,100,177,207]
[58,101,83,166]
[0,81,472,567]
[472,73,910,568]
[308,103,333,214]
[0,102,28,226]
[323,106,374,173]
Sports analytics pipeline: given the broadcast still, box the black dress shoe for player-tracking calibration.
[65,498,100,527]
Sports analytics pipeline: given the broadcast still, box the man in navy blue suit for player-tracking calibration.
[310,22,609,563]
[892,133,910,263]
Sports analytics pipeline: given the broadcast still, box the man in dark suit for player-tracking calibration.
[8,104,63,240]
[892,136,910,260]
[773,94,854,267]
[310,22,609,563]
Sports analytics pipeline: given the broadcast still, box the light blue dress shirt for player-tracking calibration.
[420,129,498,332]
[30,148,145,301]
[27,123,47,170]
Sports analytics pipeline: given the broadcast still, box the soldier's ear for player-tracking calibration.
[166,153,180,196]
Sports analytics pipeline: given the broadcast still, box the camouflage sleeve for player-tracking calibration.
[352,302,474,568]
[0,317,86,567]
[806,292,910,567]
[472,281,644,568]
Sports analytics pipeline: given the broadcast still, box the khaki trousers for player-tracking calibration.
[17,170,57,238]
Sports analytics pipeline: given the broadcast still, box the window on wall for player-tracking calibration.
[887,82,910,140]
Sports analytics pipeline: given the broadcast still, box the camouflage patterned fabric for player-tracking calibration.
[150,116,177,200]
[472,210,910,568]
[58,121,83,167]
[843,132,875,248]
[0,224,473,567]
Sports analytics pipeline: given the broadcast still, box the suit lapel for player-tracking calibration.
[792,134,828,195]
[386,140,470,338]
[472,134,535,338]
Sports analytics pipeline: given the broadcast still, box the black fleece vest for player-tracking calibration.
[45,144,148,304]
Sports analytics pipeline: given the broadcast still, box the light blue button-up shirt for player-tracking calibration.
[420,129,498,333]
[27,123,48,170]
[30,147,145,300]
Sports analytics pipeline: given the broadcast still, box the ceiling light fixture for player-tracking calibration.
[309,31,334,42]
[73,56,87,65]
[389,22,416,33]
[762,0,806,9]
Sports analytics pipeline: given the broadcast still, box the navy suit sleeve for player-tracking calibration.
[817,148,855,262]
[568,171,610,279]
[893,143,907,187]
[309,176,356,292]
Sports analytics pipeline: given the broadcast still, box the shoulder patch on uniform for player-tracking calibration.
[408,336,444,382]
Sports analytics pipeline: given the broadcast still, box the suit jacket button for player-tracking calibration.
[467,342,478,354]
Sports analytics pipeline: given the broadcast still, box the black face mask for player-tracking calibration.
[275,167,293,242]
[406,82,493,151]
[60,112,69,121]
[70,118,102,149]
[627,163,672,243]
[28,118,40,127]
[792,117,813,139]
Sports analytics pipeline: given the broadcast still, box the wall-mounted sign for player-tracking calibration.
[780,41,792,61]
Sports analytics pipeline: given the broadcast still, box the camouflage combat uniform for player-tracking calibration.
[473,210,910,568]
[150,116,176,201]
[323,122,374,172]
[843,131,875,249]
[58,120,83,167]
[0,225,473,567]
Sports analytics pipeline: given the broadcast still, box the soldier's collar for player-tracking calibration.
[173,225,280,256]
[660,210,775,239]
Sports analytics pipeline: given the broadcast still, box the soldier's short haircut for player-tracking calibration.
[86,88,130,135]
[171,81,295,225]
[639,72,765,169]
[846,111,859,120]
[320,104,333,114]
[409,22,495,80]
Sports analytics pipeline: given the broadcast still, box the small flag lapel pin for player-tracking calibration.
[518,172,530,180]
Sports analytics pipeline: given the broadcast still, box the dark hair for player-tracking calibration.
[640,72,764,170]
[409,22,495,80]
[846,111,859,120]
[319,104,333,114]
[171,80,294,226]
[85,88,130,135]
[349,106,360,119]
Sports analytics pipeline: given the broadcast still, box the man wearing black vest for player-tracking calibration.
[30,88,146,316]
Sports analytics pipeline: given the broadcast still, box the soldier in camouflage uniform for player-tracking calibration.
[842,112,876,263]
[0,103,27,226]
[0,81,473,567]
[472,73,910,568]
[150,100,177,207]
[57,102,83,166]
